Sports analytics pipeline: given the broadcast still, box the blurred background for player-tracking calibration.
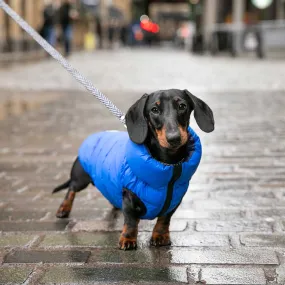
[0,0,285,59]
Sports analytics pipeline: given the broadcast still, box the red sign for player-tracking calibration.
[140,20,160,33]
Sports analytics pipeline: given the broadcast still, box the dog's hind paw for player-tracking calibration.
[56,209,70,219]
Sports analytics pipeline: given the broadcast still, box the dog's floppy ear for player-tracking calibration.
[125,94,149,144]
[184,90,215,133]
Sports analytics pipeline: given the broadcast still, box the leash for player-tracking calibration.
[0,0,126,126]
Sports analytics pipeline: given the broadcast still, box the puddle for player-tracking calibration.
[0,91,64,120]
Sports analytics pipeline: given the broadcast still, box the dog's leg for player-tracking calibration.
[56,158,92,218]
[56,187,76,218]
[150,206,178,247]
[119,188,146,250]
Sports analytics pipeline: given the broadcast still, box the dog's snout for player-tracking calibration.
[166,132,181,146]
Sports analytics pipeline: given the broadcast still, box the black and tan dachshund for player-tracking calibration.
[53,89,214,250]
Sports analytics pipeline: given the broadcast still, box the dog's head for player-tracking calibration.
[125,89,214,149]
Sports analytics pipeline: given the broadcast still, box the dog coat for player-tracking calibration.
[78,127,202,220]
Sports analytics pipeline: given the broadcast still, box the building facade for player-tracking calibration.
[0,0,44,52]
[202,0,285,43]
[0,0,132,53]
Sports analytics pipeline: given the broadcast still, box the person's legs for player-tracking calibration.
[63,25,73,56]
[46,26,56,47]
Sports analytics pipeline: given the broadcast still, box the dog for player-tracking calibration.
[52,89,214,250]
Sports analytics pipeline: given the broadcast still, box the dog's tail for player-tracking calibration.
[52,179,71,193]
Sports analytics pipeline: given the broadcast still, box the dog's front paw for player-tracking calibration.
[119,237,137,250]
[150,232,171,247]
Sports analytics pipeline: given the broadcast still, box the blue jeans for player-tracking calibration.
[45,26,56,47]
[62,25,73,56]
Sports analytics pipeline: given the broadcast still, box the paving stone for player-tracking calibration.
[0,233,37,247]
[279,220,285,231]
[0,249,8,264]
[88,249,159,264]
[212,190,276,199]
[128,232,231,248]
[173,209,244,220]
[264,267,277,283]
[254,208,285,218]
[276,262,285,284]
[0,266,33,284]
[39,266,188,284]
[191,199,245,210]
[142,220,188,232]
[69,221,119,232]
[162,248,278,265]
[40,232,120,248]
[240,233,285,247]
[0,210,48,221]
[92,198,115,210]
[196,220,273,232]
[72,220,187,232]
[40,231,229,248]
[67,209,109,221]
[0,221,69,231]
[197,267,267,284]
[4,250,91,263]
[156,233,229,247]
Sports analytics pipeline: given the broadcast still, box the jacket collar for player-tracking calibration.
[125,127,202,188]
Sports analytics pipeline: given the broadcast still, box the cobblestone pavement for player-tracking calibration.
[0,48,284,93]
[1,49,285,284]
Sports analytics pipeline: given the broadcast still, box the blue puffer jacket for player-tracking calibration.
[78,127,202,220]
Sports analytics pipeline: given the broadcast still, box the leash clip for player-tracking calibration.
[120,115,127,129]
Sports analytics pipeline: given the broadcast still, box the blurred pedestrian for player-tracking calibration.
[41,0,57,47]
[108,19,116,49]
[59,0,78,56]
[120,24,127,46]
[95,17,102,49]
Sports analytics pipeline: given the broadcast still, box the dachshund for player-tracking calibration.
[52,89,214,250]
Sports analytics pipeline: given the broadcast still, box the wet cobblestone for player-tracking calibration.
[0,233,37,247]
[189,266,267,284]
[39,266,188,284]
[0,266,34,284]
[162,248,279,265]
[0,49,285,284]
[4,250,91,264]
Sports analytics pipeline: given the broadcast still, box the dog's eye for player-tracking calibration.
[179,103,187,111]
[151,107,159,114]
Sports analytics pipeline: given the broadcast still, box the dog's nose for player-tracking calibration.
[166,132,181,146]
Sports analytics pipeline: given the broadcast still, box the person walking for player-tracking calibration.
[59,0,78,56]
[95,17,103,49]
[42,0,57,47]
